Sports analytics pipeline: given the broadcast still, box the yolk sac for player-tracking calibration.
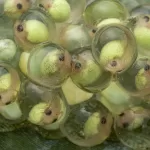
[59,24,92,54]
[27,42,72,89]
[70,49,111,93]
[14,8,56,52]
[37,0,71,23]
[60,98,113,147]
[4,0,32,20]
[0,63,22,121]
[117,58,150,97]
[28,90,68,130]
[114,107,150,150]
[83,0,129,27]
[92,23,137,74]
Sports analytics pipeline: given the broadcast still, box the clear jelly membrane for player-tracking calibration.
[27,42,72,89]
[92,23,137,74]
[60,96,113,147]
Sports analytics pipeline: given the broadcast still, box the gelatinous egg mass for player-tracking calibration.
[27,42,72,89]
[59,24,92,53]
[60,98,113,147]
[92,23,137,74]
[37,0,71,23]
[4,0,32,19]
[14,8,56,51]
[0,39,17,61]
[114,107,150,150]
[70,49,111,93]
[28,90,68,130]
[83,0,128,26]
[117,58,150,97]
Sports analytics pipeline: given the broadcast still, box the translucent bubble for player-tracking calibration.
[83,0,129,27]
[0,63,23,124]
[59,24,92,53]
[92,23,137,74]
[114,107,150,150]
[21,80,69,131]
[117,58,150,97]
[14,8,56,51]
[60,97,113,147]
[27,42,72,89]
[70,48,112,93]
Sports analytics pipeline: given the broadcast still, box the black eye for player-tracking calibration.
[16,3,22,9]
[92,29,97,33]
[17,25,24,32]
[119,113,124,117]
[75,62,81,69]
[101,117,107,124]
[110,60,117,67]
[45,109,52,116]
[5,101,11,105]
[39,4,44,8]
[59,54,65,61]
[144,16,150,22]
[123,122,129,128]
[144,64,150,71]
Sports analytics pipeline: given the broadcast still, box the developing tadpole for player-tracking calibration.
[4,0,32,19]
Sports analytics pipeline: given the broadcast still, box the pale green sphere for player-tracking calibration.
[99,40,124,66]
[48,0,71,22]
[0,39,17,61]
[25,20,49,43]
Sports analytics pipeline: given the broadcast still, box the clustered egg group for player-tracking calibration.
[1,0,150,149]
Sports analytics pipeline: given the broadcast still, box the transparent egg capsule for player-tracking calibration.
[114,107,150,150]
[27,42,72,89]
[60,97,113,147]
[83,0,129,27]
[36,0,71,23]
[0,63,23,124]
[59,24,92,53]
[92,23,137,74]
[117,58,150,97]
[130,5,150,17]
[24,84,69,131]
[14,8,56,51]
[0,0,32,20]
[70,48,112,93]
[131,14,150,57]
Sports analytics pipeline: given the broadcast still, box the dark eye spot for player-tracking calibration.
[101,117,107,124]
[39,4,44,8]
[119,113,124,117]
[59,54,65,61]
[52,118,57,123]
[110,60,117,67]
[123,122,129,128]
[144,64,150,71]
[5,101,11,105]
[0,95,2,99]
[144,16,150,22]
[92,29,97,33]
[17,25,24,32]
[45,109,52,116]
[75,62,81,70]
[16,3,22,9]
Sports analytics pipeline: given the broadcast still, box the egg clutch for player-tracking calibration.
[0,0,150,149]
